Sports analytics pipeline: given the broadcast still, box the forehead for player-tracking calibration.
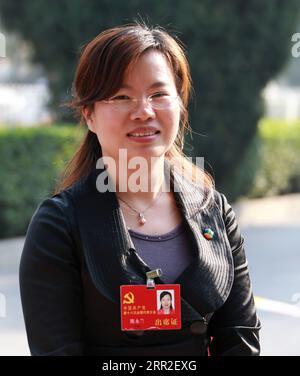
[122,50,176,89]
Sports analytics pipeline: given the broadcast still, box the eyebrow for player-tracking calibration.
[119,81,170,90]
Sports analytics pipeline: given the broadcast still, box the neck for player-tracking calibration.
[111,156,167,205]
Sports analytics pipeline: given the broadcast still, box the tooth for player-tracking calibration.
[130,131,156,137]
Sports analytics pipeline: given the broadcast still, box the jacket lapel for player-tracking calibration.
[72,163,234,322]
[170,165,234,314]
[73,167,144,301]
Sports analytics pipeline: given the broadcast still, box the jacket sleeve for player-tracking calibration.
[208,192,261,356]
[19,195,84,356]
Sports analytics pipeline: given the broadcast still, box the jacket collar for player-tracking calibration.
[70,162,234,321]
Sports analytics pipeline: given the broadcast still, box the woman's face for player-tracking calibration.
[161,294,172,310]
[84,50,181,164]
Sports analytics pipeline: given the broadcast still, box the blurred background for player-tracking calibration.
[0,0,300,356]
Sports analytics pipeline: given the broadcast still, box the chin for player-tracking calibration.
[128,148,166,160]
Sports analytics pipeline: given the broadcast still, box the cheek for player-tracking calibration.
[93,111,125,140]
[163,110,180,141]
[169,107,181,129]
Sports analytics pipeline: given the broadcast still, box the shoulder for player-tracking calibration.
[210,189,232,216]
[30,170,90,229]
[22,186,83,270]
[206,189,237,226]
[25,175,87,251]
[210,189,243,252]
[25,193,73,246]
[29,191,74,235]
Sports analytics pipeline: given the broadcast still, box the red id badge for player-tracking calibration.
[120,284,181,331]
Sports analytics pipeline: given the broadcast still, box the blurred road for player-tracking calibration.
[234,193,300,355]
[0,238,30,356]
[0,193,300,356]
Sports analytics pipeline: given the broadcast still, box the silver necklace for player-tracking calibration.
[117,190,163,225]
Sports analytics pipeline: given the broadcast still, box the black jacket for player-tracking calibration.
[19,165,261,356]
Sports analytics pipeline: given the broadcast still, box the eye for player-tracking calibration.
[151,92,168,98]
[111,95,130,101]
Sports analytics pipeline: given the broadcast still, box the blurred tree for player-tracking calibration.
[0,0,299,197]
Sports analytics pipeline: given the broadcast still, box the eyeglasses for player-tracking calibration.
[102,93,179,111]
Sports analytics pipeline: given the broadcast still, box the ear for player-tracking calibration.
[82,106,96,133]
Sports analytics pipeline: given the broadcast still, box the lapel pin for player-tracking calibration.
[203,228,215,240]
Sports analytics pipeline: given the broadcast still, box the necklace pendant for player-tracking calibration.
[138,213,147,225]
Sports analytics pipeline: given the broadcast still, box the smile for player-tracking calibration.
[128,131,160,137]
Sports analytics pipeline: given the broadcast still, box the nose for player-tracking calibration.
[129,98,156,121]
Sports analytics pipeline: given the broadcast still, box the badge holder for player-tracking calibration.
[146,268,162,289]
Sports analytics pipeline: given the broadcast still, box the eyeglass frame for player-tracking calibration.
[101,93,180,111]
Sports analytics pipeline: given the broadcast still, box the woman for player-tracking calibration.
[19,23,261,356]
[157,291,174,315]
